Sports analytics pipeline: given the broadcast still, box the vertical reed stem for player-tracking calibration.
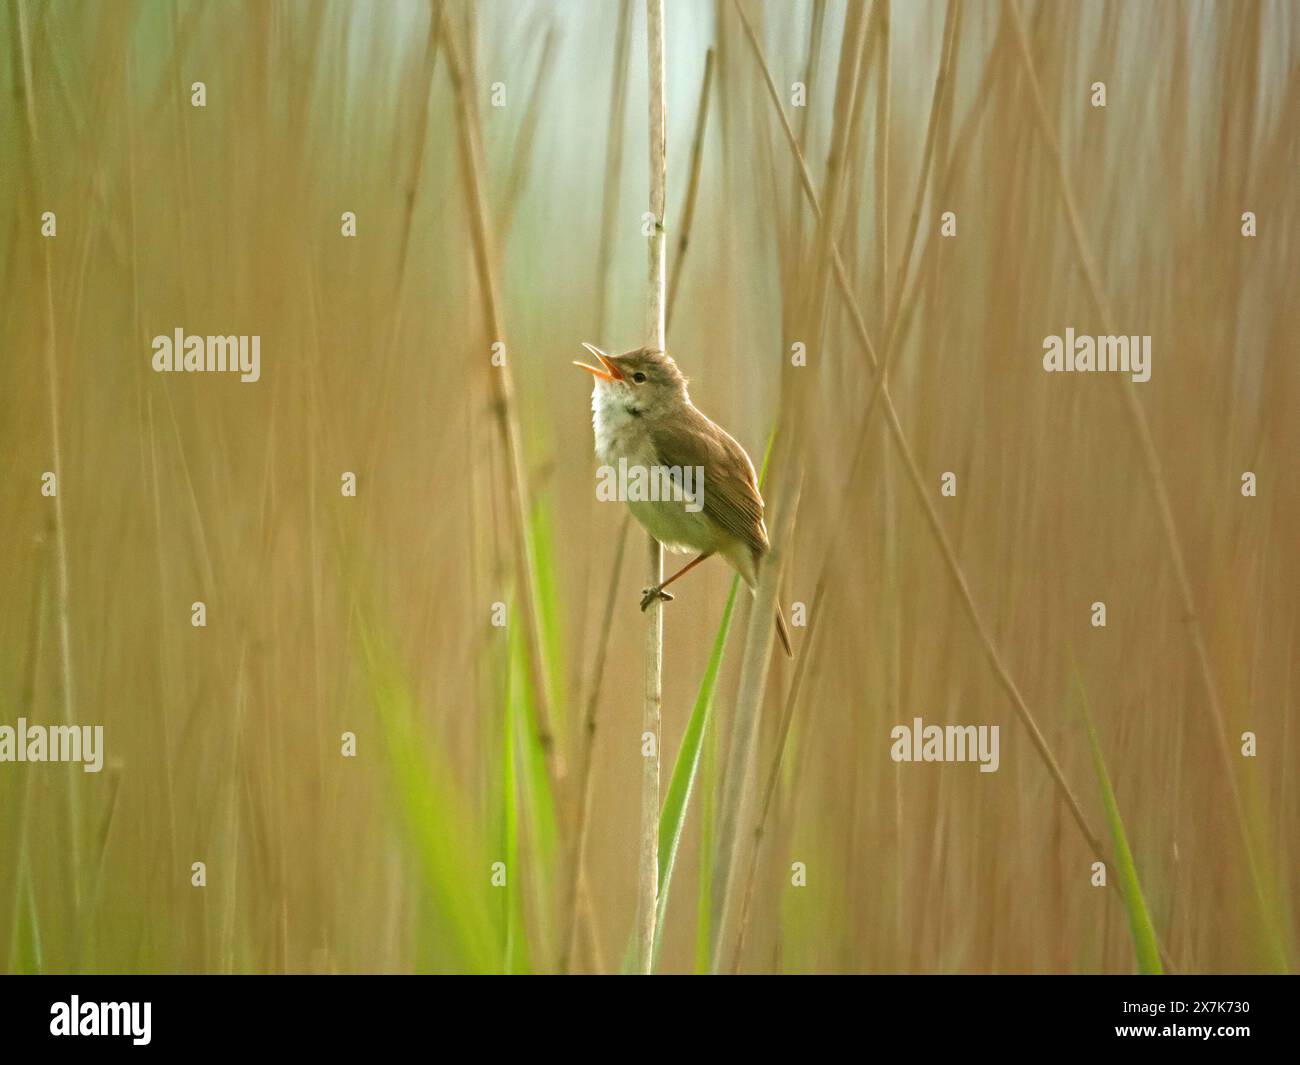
[637,0,667,976]
[17,0,83,920]
[439,7,560,786]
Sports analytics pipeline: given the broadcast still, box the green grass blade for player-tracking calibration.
[693,677,719,973]
[8,853,44,974]
[1077,673,1163,975]
[502,621,523,973]
[650,430,774,969]
[361,627,500,973]
[508,570,560,969]
[521,500,563,862]
[652,574,740,967]
[528,496,567,732]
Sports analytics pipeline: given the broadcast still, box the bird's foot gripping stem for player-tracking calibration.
[639,585,675,611]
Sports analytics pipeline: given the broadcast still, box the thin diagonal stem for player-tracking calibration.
[666,48,715,333]
[733,0,1104,865]
[440,6,560,786]
[1007,0,1283,969]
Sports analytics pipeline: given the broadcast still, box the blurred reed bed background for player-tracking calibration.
[0,0,1296,973]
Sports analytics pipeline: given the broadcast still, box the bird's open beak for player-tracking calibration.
[574,342,623,382]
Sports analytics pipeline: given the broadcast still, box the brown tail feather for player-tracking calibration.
[774,600,793,658]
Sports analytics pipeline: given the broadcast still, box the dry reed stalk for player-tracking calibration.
[728,22,951,941]
[143,397,181,885]
[875,0,890,321]
[564,39,716,972]
[637,0,668,977]
[593,0,635,339]
[665,48,715,334]
[558,0,635,977]
[395,10,443,288]
[710,462,803,971]
[733,0,1106,864]
[873,0,904,968]
[835,16,876,298]
[730,559,827,971]
[1006,0,1282,965]
[757,4,1178,970]
[791,0,827,245]
[729,3,967,968]
[804,0,871,337]
[500,24,558,238]
[730,0,876,363]
[9,535,48,970]
[739,7,1184,971]
[559,512,629,972]
[16,0,83,917]
[439,6,560,784]
[881,0,961,349]
[709,0,872,971]
[832,9,879,398]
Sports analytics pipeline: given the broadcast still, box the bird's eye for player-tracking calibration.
[632,372,647,383]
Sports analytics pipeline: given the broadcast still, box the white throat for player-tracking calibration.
[591,385,652,466]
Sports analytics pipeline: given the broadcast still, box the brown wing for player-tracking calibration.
[647,405,769,556]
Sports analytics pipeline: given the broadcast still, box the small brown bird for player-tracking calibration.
[575,343,793,657]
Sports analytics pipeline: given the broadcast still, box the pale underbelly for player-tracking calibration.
[626,497,721,555]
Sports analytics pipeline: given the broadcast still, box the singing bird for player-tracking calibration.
[575,343,793,657]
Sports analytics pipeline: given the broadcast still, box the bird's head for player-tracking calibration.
[574,343,688,416]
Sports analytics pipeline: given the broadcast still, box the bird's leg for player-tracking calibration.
[640,551,714,611]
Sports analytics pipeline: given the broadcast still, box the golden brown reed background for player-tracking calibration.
[1,0,1297,973]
